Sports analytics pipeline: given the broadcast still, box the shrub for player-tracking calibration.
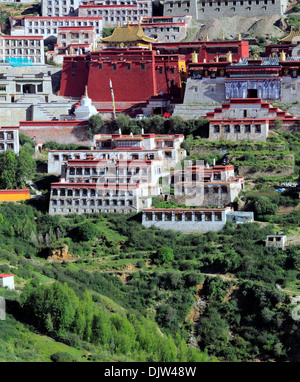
[50,352,78,362]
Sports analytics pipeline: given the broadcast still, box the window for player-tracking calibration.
[215,213,222,221]
[205,213,212,221]
[255,125,261,133]
[245,125,251,133]
[234,125,241,133]
[214,125,220,133]
[126,63,131,71]
[112,63,117,71]
[158,67,163,74]
[224,125,230,133]
[140,63,145,70]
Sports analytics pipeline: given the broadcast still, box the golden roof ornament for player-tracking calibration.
[253,53,259,59]
[215,55,219,62]
[205,34,209,41]
[238,33,241,40]
[222,32,225,41]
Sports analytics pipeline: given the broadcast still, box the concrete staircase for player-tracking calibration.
[32,104,57,121]
[173,103,221,119]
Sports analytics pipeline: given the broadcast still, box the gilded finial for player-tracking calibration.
[85,85,88,98]
[222,32,225,41]
[205,34,209,41]
[238,33,241,40]
[215,55,219,62]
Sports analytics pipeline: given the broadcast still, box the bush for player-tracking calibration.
[154,246,174,266]
[50,352,78,362]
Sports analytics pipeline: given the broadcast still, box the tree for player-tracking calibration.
[72,221,99,242]
[154,246,174,266]
[0,151,18,189]
[16,149,36,188]
[253,196,278,216]
[87,114,105,138]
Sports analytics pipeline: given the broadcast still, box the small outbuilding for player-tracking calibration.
[0,274,15,290]
[266,234,287,250]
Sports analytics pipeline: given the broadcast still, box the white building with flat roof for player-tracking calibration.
[0,127,19,154]
[0,36,45,65]
[11,16,103,48]
[0,274,15,290]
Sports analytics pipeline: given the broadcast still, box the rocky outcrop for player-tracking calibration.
[47,244,76,262]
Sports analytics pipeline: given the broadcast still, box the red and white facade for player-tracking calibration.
[11,16,103,48]
[48,133,186,215]
[51,26,98,63]
[172,164,245,207]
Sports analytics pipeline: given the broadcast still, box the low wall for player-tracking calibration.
[0,189,30,202]
[19,121,91,145]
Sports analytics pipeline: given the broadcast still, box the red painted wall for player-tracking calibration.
[87,50,157,102]
[59,56,90,98]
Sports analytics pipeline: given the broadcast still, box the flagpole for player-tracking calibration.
[109,79,116,120]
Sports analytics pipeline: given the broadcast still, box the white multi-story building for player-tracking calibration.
[79,0,152,27]
[0,35,44,65]
[48,133,186,215]
[11,16,103,48]
[41,0,80,17]
[55,26,97,56]
[48,133,186,173]
[0,127,19,154]
[132,15,192,43]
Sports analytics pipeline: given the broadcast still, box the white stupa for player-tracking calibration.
[75,86,99,120]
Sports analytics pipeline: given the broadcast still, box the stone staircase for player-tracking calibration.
[32,104,57,121]
[173,103,221,119]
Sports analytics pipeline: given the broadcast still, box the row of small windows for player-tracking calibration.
[213,124,262,133]
[86,9,149,15]
[68,168,149,176]
[52,188,134,197]
[0,132,15,140]
[145,212,223,221]
[97,63,173,74]
[180,185,229,194]
[51,199,133,206]
[167,0,275,5]
[199,0,275,5]
[0,143,15,151]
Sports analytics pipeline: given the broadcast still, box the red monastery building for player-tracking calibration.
[59,23,250,115]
